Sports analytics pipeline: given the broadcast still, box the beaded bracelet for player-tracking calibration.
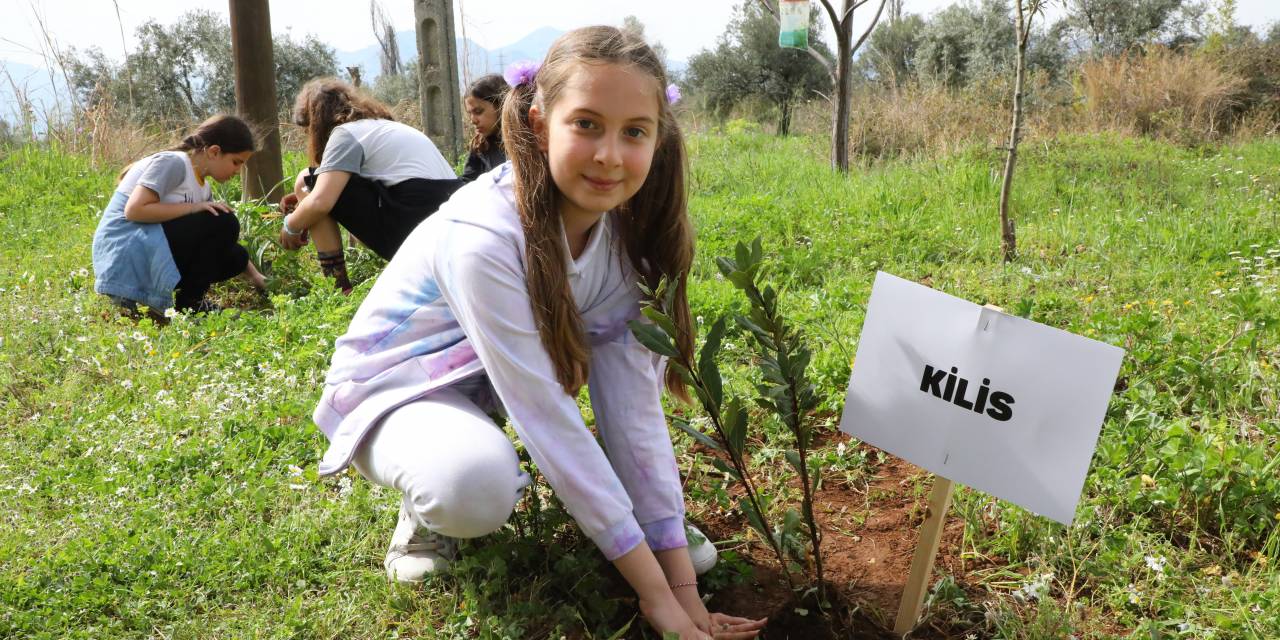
[669,580,698,590]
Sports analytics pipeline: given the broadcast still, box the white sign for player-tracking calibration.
[839,272,1125,525]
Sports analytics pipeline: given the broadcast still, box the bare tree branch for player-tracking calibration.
[816,0,842,31]
[851,0,890,55]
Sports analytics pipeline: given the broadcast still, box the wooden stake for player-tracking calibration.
[894,305,1000,636]
[894,475,954,636]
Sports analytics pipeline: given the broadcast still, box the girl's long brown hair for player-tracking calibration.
[291,78,396,165]
[501,26,694,400]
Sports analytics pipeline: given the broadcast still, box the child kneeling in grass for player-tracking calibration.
[312,27,765,640]
[92,114,265,317]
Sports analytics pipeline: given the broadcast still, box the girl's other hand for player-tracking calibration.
[638,595,712,640]
[196,202,233,216]
[279,226,309,250]
[280,193,299,214]
[707,613,767,639]
[192,201,233,216]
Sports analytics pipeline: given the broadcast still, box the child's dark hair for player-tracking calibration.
[119,114,255,181]
[172,114,256,154]
[501,25,694,400]
[292,78,396,165]
[467,74,508,153]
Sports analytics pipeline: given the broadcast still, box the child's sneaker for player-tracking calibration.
[685,522,718,575]
[384,505,456,583]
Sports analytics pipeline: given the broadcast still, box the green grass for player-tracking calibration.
[1,131,1277,638]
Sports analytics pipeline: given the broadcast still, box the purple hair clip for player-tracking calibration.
[504,60,541,88]
[666,83,681,105]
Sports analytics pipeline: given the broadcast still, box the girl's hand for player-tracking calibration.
[280,193,299,214]
[195,202,233,216]
[673,585,712,631]
[672,584,765,639]
[639,595,711,640]
[706,613,767,639]
[279,225,309,250]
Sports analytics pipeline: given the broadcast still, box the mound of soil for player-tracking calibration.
[695,435,1004,639]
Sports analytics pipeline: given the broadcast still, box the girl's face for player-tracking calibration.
[204,146,253,182]
[465,96,499,137]
[534,63,661,221]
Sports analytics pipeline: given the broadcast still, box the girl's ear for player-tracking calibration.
[206,144,222,157]
[528,104,548,152]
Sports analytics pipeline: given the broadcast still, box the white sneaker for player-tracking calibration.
[686,522,718,575]
[384,504,456,583]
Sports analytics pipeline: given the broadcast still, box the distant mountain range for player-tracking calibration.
[338,26,567,83]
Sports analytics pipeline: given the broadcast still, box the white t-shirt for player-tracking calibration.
[317,119,456,185]
[117,151,210,204]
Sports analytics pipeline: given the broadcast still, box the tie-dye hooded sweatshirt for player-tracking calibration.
[313,164,687,560]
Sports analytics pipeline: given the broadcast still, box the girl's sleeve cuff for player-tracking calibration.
[640,515,687,552]
[593,516,646,561]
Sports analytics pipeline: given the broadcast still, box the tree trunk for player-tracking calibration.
[823,0,887,173]
[229,0,284,202]
[831,1,853,172]
[998,3,1031,263]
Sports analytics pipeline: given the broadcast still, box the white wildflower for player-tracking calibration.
[1145,555,1167,580]
[1012,572,1054,602]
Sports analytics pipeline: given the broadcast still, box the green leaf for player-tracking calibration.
[727,270,754,291]
[628,320,678,358]
[669,415,722,452]
[715,255,738,278]
[734,313,768,339]
[712,458,741,482]
[740,497,770,541]
[785,450,804,475]
[641,306,678,342]
[699,317,726,411]
[735,240,751,269]
[724,396,748,457]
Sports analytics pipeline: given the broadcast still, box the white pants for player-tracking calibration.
[352,385,531,538]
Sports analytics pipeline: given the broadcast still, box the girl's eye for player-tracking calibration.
[574,119,597,130]
[625,127,647,138]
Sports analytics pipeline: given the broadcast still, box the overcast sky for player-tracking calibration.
[2,0,1278,70]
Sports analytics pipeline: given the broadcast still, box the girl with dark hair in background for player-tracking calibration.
[460,73,509,182]
[92,114,265,316]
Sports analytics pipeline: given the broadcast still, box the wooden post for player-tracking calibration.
[229,0,284,202]
[893,476,954,636]
[894,303,1003,637]
[414,0,464,163]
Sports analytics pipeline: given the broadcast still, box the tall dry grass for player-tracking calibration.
[1074,46,1245,143]
[783,70,1073,163]
[762,45,1269,164]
